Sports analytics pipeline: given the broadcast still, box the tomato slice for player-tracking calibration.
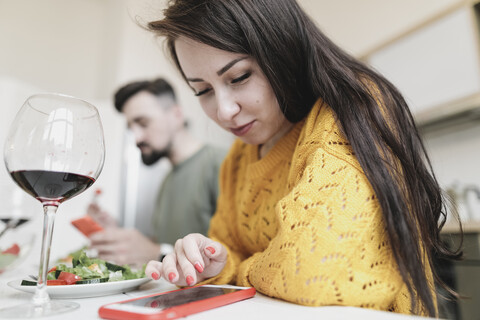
[47,280,67,286]
[57,271,82,285]
[48,266,57,273]
[2,243,20,255]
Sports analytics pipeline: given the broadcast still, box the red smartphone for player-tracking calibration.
[71,215,103,237]
[98,285,256,320]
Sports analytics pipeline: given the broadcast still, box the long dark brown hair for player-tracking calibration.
[147,0,462,315]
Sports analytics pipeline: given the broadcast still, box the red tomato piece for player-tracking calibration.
[47,280,68,286]
[57,271,82,285]
[48,266,57,273]
[2,243,20,255]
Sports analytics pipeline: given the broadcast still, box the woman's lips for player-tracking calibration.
[230,121,254,137]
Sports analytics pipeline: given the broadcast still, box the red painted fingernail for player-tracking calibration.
[194,262,204,273]
[151,272,160,280]
[186,275,194,286]
[168,272,176,282]
[206,246,215,254]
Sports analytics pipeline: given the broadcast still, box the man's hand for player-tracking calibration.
[87,203,118,229]
[89,228,161,267]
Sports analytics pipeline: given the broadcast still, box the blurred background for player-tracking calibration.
[0,0,479,319]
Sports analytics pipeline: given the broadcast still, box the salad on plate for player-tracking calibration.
[21,248,146,286]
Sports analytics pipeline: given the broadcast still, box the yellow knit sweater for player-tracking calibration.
[205,99,427,314]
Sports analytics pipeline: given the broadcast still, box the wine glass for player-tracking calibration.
[0,93,105,318]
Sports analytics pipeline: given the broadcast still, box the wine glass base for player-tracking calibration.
[0,300,79,318]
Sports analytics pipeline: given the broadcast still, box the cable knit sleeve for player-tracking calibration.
[241,147,405,309]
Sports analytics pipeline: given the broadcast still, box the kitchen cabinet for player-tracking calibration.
[362,0,480,133]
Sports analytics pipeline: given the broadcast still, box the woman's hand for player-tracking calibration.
[145,233,227,286]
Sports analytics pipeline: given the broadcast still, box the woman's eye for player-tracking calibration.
[231,72,251,84]
[194,88,212,97]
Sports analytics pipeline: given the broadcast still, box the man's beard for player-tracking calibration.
[138,142,172,166]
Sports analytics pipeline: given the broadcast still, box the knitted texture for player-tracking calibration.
[205,99,430,314]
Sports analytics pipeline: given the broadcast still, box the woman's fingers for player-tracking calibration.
[202,242,226,262]
[182,234,207,273]
[152,234,227,286]
[161,251,181,283]
[175,238,198,286]
[145,260,163,280]
[181,234,227,281]
[181,233,224,265]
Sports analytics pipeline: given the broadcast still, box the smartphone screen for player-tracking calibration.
[125,286,240,310]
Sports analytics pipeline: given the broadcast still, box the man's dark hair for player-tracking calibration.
[114,78,176,112]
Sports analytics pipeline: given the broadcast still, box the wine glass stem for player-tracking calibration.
[33,205,58,305]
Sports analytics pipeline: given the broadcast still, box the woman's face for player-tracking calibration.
[175,37,293,154]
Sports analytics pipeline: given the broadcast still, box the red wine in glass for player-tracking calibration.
[9,170,95,206]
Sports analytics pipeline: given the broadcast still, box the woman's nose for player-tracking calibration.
[216,94,240,123]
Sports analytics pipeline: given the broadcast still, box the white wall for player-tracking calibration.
[0,0,123,99]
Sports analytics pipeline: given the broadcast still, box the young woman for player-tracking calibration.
[144,0,461,316]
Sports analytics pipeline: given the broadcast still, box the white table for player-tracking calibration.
[1,259,433,320]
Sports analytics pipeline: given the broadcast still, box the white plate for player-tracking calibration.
[8,277,151,299]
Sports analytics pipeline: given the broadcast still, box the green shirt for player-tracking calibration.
[152,145,226,244]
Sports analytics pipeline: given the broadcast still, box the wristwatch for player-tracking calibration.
[158,243,174,262]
